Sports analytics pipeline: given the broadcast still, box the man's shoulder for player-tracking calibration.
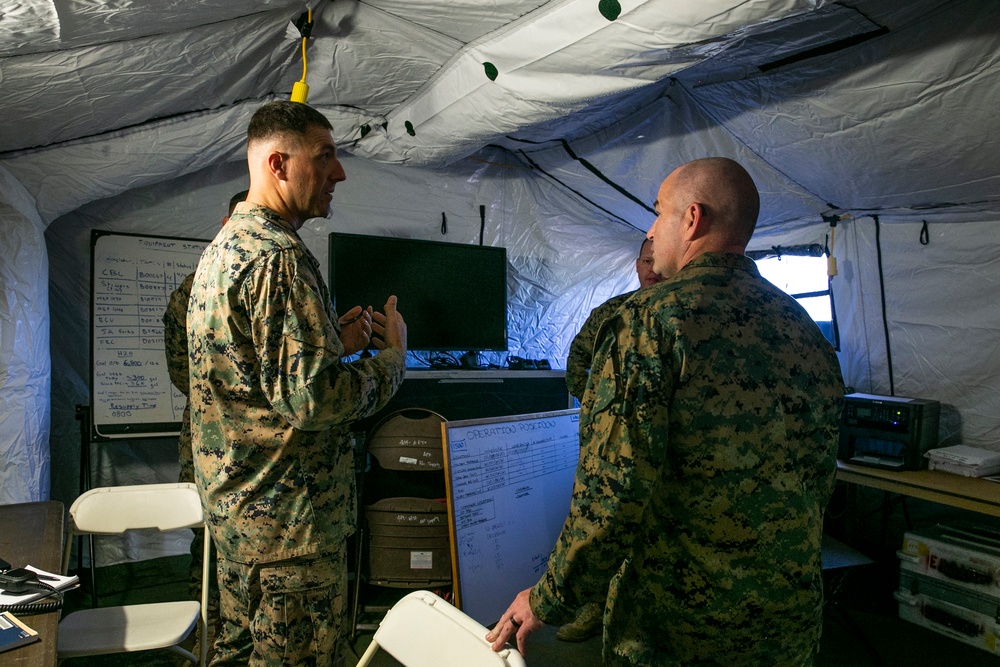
[204,214,304,269]
[602,290,635,310]
[587,290,635,321]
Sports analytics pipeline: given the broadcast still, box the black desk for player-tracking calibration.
[0,501,64,667]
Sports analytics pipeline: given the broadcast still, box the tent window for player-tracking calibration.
[753,253,839,349]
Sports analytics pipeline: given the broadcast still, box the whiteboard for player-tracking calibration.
[90,230,210,438]
[442,408,580,625]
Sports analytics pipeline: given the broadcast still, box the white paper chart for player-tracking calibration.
[90,230,209,437]
[443,409,580,625]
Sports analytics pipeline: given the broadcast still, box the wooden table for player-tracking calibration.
[836,460,1000,517]
[0,501,64,667]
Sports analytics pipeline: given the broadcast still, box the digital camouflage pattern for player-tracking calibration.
[565,291,634,401]
[213,546,347,667]
[163,271,195,483]
[531,252,845,667]
[187,201,406,565]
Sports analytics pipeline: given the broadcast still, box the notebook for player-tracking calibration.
[0,565,79,606]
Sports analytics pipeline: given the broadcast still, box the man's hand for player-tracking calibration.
[374,295,407,354]
[338,305,372,355]
[485,588,543,656]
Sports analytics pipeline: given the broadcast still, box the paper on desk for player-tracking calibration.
[926,445,1000,477]
[0,566,79,605]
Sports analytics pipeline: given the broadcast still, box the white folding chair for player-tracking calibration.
[57,483,210,665]
[356,590,526,667]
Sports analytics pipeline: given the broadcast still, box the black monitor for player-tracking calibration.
[328,233,508,352]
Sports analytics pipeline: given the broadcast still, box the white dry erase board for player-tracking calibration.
[442,408,580,625]
[90,230,210,438]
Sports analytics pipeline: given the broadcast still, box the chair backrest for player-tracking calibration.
[366,590,526,667]
[68,483,204,534]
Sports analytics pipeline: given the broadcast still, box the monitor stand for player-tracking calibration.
[459,351,482,369]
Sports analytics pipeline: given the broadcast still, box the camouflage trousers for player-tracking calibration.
[210,545,348,667]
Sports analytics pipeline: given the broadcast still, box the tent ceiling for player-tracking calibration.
[1,0,999,229]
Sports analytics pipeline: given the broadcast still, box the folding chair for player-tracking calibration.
[57,483,210,665]
[356,590,526,667]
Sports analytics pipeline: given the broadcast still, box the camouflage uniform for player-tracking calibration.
[565,291,634,401]
[187,202,406,666]
[163,271,195,484]
[164,269,221,655]
[531,252,845,667]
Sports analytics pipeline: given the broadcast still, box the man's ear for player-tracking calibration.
[687,202,709,239]
[266,151,288,181]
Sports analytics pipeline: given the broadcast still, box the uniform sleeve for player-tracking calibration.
[163,273,194,396]
[533,303,669,622]
[245,249,405,431]
[565,293,632,401]
[565,307,602,401]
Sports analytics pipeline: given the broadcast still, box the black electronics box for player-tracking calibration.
[838,392,940,471]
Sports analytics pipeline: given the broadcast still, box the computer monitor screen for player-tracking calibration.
[328,233,508,352]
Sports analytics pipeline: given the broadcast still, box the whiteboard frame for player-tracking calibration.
[441,408,580,625]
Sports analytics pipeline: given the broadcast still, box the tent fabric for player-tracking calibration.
[1,0,999,567]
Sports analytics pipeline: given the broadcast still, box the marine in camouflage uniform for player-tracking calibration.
[165,189,246,487]
[490,158,844,666]
[164,192,246,659]
[163,271,196,483]
[187,199,405,666]
[565,291,633,401]
[566,239,661,402]
[531,251,844,665]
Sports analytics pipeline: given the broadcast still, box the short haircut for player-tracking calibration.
[676,157,760,244]
[247,101,332,146]
[638,237,652,257]
[228,190,249,216]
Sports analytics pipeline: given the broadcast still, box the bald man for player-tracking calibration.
[489,158,845,667]
[187,101,407,666]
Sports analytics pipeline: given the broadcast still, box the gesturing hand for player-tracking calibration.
[378,295,407,354]
[338,305,373,355]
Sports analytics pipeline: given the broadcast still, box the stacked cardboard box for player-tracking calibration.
[896,523,1000,655]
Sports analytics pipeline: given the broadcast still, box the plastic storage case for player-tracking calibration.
[897,523,1000,598]
[895,570,1000,655]
[367,410,445,472]
[364,496,452,587]
[896,522,1000,655]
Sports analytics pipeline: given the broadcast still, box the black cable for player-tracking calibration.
[0,598,63,615]
[873,215,894,395]
[825,274,842,352]
[516,150,642,231]
[0,585,64,616]
[557,139,656,215]
[479,205,486,246]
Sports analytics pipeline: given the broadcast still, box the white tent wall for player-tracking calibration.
[749,211,1000,451]
[0,167,51,504]
[38,151,648,565]
[1,0,999,562]
[833,216,1000,447]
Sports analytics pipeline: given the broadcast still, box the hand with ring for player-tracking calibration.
[485,588,543,656]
